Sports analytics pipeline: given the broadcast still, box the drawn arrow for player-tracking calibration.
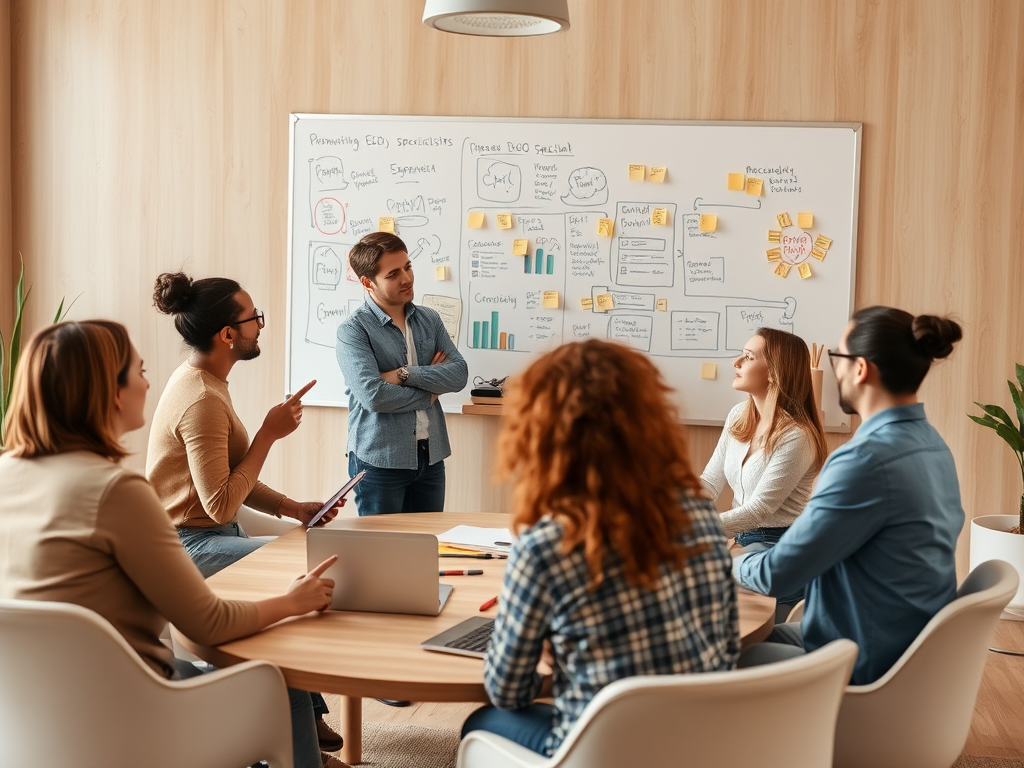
[692,196,762,211]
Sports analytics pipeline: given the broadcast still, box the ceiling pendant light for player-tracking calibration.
[422,0,570,37]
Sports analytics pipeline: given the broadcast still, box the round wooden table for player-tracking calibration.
[177,512,775,764]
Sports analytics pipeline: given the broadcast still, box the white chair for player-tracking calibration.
[458,639,858,768]
[832,559,1018,768]
[0,599,294,768]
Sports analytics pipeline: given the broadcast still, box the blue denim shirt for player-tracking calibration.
[336,298,468,470]
[735,403,964,684]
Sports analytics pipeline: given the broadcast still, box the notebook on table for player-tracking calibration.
[421,616,495,659]
[306,528,454,616]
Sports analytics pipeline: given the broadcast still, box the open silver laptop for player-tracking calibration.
[306,528,454,616]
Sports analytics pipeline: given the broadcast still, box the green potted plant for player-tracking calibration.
[1,258,74,448]
[968,363,1024,619]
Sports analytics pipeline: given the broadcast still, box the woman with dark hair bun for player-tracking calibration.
[146,272,346,760]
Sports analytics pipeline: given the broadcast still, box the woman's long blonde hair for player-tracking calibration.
[730,327,828,469]
[496,340,707,591]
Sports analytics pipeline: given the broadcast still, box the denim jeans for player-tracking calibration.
[176,522,330,721]
[348,441,446,516]
[462,703,558,756]
[734,527,805,606]
[171,657,320,768]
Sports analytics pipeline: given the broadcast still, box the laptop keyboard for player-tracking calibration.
[445,619,494,653]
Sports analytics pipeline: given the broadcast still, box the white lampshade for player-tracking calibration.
[422,0,570,37]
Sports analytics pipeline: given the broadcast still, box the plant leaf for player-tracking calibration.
[994,422,1024,454]
[5,260,28,408]
[1010,379,1024,434]
[55,292,82,323]
[973,402,1017,429]
[1017,363,1024,394]
[968,413,1001,431]
[52,297,65,324]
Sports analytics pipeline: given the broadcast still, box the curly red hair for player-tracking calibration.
[497,340,707,591]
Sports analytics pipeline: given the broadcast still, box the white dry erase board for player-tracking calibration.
[286,115,860,430]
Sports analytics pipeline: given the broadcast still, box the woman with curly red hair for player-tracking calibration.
[460,339,739,756]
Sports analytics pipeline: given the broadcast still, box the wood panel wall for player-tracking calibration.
[0,0,12,333]
[5,0,1024,574]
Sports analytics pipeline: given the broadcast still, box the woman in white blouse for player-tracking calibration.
[702,328,828,560]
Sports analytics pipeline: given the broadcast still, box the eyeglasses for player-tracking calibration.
[230,309,265,329]
[827,349,860,368]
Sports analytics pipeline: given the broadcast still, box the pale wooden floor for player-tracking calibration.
[337,620,1024,761]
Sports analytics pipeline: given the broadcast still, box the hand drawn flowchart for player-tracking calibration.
[287,116,860,428]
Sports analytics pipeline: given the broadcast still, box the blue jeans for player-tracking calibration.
[171,657,320,768]
[176,522,330,721]
[462,703,558,756]
[734,527,804,607]
[348,441,446,515]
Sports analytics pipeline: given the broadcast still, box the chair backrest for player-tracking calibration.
[0,598,293,768]
[833,559,1019,768]
[544,640,858,768]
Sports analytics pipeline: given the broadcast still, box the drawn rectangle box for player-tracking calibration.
[616,237,666,251]
[608,315,654,353]
[609,291,656,311]
[671,311,720,351]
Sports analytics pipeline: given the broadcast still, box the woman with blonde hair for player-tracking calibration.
[0,321,341,768]
[460,339,738,756]
[701,327,829,557]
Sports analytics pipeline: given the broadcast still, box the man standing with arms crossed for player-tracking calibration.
[337,232,468,516]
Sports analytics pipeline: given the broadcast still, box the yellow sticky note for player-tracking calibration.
[811,247,826,261]
[700,362,718,380]
[436,266,449,281]
[699,214,718,233]
[656,299,668,312]
[597,218,614,237]
[467,211,485,228]
[728,173,745,191]
[746,177,763,196]
[629,164,646,181]
[649,166,667,183]
[774,262,792,278]
[496,213,513,229]
[542,291,560,309]
[595,293,614,312]
[768,230,781,242]
[815,234,833,250]
[378,217,395,234]
[766,247,782,262]
[777,212,793,228]
[580,297,594,310]
[512,238,529,256]
[798,212,814,229]
[651,208,669,226]
[798,263,813,279]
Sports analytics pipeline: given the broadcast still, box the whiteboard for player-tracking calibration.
[286,115,860,429]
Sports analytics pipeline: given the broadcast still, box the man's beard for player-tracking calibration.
[237,337,261,361]
[838,384,857,415]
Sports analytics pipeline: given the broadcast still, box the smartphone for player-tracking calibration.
[305,471,366,528]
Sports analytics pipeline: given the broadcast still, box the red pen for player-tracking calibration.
[438,569,484,576]
[479,596,498,611]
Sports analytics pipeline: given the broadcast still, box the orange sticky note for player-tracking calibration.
[629,164,646,181]
[798,212,814,229]
[467,211,485,228]
[777,212,793,228]
[728,173,745,191]
[768,230,781,242]
[595,293,614,312]
[378,217,396,234]
[700,362,718,380]
[699,214,718,232]
[542,291,560,309]
[811,247,826,261]
[798,263,813,279]
[746,177,763,196]
[656,298,668,312]
[815,234,833,250]
[649,166,667,183]
[774,262,792,278]
[496,213,513,229]
[580,297,594,310]
[651,208,669,226]
[512,239,529,256]
[597,218,614,237]
[766,247,782,262]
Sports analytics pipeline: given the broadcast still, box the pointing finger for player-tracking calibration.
[308,554,338,577]
[286,380,317,404]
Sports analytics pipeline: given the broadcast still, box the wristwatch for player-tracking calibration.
[397,366,411,385]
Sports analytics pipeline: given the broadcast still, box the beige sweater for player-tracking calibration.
[146,362,285,528]
[0,451,259,677]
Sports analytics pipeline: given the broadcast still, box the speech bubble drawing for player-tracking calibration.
[312,157,349,190]
[561,167,609,206]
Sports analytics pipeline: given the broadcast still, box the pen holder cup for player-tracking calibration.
[811,367,824,425]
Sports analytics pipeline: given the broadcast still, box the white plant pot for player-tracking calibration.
[970,515,1024,620]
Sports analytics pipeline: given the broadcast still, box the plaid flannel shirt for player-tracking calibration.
[483,494,739,755]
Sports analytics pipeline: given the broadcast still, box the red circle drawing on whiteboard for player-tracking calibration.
[314,197,347,235]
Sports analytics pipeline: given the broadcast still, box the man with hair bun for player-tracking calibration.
[735,306,965,685]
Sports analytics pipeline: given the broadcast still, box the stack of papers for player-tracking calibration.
[438,525,514,554]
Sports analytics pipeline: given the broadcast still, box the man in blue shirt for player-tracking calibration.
[336,232,468,516]
[735,306,965,684]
